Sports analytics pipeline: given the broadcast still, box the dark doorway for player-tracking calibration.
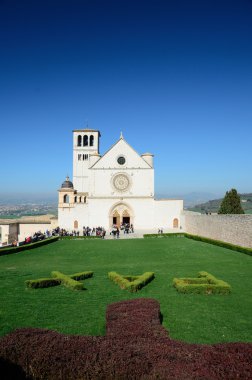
[113,217,118,225]
[122,217,130,224]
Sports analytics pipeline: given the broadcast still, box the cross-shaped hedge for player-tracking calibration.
[26,271,93,290]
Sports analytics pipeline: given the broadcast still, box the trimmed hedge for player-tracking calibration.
[69,271,93,281]
[144,232,252,256]
[51,271,84,290]
[0,298,252,379]
[185,233,252,256]
[144,232,185,238]
[26,271,93,291]
[25,278,61,289]
[59,235,100,240]
[108,271,155,292]
[173,271,231,294]
[0,237,59,256]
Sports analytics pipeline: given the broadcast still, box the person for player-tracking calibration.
[112,226,117,238]
[25,236,32,244]
[116,227,120,239]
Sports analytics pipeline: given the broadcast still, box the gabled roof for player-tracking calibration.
[90,135,152,169]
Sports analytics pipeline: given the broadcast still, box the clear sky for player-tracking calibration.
[0,0,251,201]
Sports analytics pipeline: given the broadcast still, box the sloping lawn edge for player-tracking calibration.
[0,237,59,256]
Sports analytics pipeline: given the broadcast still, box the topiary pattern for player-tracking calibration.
[26,271,93,291]
[173,271,231,294]
[108,271,155,292]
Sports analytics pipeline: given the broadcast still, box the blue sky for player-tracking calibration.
[0,0,251,201]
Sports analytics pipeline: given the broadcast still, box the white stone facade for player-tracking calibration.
[58,130,184,231]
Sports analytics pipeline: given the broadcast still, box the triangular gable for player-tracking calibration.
[91,138,152,169]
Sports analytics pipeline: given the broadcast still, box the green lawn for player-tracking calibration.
[0,237,252,344]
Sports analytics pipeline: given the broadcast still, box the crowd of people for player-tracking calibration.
[110,223,134,238]
[7,223,135,247]
[120,223,134,234]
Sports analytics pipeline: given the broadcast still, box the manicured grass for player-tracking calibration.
[0,237,252,344]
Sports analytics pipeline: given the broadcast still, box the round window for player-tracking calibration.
[117,156,126,165]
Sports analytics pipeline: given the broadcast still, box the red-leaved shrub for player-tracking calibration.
[0,298,252,379]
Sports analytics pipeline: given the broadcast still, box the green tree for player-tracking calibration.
[218,189,244,214]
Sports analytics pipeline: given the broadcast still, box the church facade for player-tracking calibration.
[58,129,183,231]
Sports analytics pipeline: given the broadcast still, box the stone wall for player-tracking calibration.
[184,212,252,248]
[19,222,51,241]
[0,218,56,244]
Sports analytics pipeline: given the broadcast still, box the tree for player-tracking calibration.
[218,189,244,214]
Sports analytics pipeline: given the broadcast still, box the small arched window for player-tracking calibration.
[84,196,86,203]
[90,135,94,146]
[74,220,78,229]
[84,135,88,146]
[173,218,179,228]
[74,196,77,203]
[63,194,69,203]
[77,135,82,146]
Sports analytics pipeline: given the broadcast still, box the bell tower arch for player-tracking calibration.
[73,129,101,192]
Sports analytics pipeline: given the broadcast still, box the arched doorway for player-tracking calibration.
[112,210,120,227]
[109,203,134,228]
[122,209,130,225]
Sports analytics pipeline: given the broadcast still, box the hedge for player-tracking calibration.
[69,271,93,281]
[173,271,231,295]
[0,237,59,256]
[26,271,93,291]
[59,235,100,240]
[108,271,155,292]
[185,233,252,256]
[25,278,61,289]
[1,298,252,379]
[143,233,185,238]
[51,271,84,290]
[144,232,252,256]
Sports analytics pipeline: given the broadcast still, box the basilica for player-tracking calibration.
[58,129,183,231]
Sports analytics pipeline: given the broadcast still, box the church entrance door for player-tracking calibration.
[109,203,134,229]
[112,210,120,227]
[113,216,120,226]
[122,216,130,224]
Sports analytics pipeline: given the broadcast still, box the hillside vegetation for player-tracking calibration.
[188,193,252,214]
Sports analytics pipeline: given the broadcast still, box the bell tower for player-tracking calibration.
[73,129,101,192]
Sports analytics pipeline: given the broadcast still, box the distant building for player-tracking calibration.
[58,130,183,231]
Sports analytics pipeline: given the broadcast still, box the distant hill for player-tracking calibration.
[188,193,252,214]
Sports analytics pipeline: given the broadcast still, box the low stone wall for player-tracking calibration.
[184,212,252,248]
[18,222,51,242]
[0,218,55,244]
